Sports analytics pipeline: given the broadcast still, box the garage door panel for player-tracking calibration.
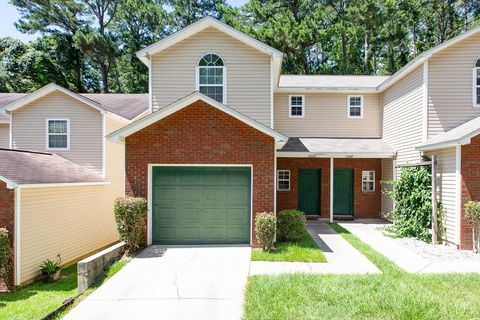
[152,166,251,245]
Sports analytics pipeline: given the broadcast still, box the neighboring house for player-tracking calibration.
[1,17,479,281]
[0,85,148,286]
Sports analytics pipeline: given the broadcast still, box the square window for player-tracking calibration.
[289,96,304,117]
[277,170,290,191]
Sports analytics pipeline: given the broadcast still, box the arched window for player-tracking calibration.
[475,58,480,106]
[196,53,225,103]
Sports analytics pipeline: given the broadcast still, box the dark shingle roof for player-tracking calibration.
[0,92,148,120]
[0,149,105,185]
[279,138,394,156]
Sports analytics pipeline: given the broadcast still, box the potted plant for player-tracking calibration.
[40,255,61,282]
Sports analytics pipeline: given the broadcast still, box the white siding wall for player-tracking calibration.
[382,65,424,165]
[11,91,103,173]
[428,148,457,245]
[274,93,382,137]
[0,124,9,148]
[381,159,394,218]
[150,27,272,126]
[428,32,480,138]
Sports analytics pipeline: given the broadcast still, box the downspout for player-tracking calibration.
[330,157,334,223]
[14,186,21,286]
[431,155,438,244]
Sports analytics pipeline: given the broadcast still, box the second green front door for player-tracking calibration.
[298,169,320,215]
[333,168,353,216]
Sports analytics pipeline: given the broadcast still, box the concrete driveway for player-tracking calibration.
[64,246,251,320]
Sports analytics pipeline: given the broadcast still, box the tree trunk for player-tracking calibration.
[101,63,109,93]
[364,31,370,75]
[341,32,347,72]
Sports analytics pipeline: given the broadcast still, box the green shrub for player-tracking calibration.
[0,228,10,286]
[255,212,276,251]
[277,209,306,242]
[114,196,147,252]
[384,166,439,242]
[464,201,480,253]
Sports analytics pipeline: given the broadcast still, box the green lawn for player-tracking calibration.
[244,223,480,320]
[0,265,77,320]
[251,228,326,262]
[0,259,128,320]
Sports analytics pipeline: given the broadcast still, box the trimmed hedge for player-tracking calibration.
[255,212,276,250]
[277,209,306,242]
[465,201,480,253]
[114,197,147,252]
[0,228,10,286]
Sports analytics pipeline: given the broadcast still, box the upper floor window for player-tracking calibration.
[196,53,226,103]
[348,95,363,118]
[46,119,69,150]
[289,95,305,118]
[474,58,480,107]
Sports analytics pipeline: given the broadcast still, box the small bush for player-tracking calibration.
[464,201,480,253]
[114,196,147,252]
[0,228,10,285]
[255,212,276,251]
[277,209,306,242]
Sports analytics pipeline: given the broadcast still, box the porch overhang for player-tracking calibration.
[277,138,395,159]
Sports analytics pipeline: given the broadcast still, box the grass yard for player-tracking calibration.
[0,259,128,320]
[251,228,326,262]
[244,223,480,320]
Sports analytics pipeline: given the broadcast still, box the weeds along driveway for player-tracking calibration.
[63,246,251,320]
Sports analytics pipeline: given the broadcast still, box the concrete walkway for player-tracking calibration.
[340,222,480,273]
[249,221,380,275]
[64,246,251,320]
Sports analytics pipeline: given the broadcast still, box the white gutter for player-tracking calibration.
[277,151,395,159]
[18,181,111,189]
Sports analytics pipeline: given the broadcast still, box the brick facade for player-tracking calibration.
[277,158,382,218]
[0,181,15,288]
[125,100,275,246]
[460,135,480,250]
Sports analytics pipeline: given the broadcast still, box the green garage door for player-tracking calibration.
[151,166,251,245]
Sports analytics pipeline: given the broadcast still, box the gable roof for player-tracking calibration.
[0,85,148,121]
[416,115,480,151]
[378,25,480,91]
[136,16,283,64]
[108,91,288,143]
[0,148,105,188]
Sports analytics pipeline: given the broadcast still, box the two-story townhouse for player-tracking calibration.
[1,17,479,285]
[0,85,148,286]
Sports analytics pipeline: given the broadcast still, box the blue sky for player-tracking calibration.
[0,0,249,42]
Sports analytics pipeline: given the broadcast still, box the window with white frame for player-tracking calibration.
[474,58,480,106]
[46,119,69,150]
[348,95,363,118]
[362,171,375,192]
[289,95,304,117]
[197,53,225,103]
[277,170,290,191]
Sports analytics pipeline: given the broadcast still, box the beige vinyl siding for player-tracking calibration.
[151,27,271,126]
[19,185,119,283]
[427,148,457,245]
[105,116,126,188]
[0,124,9,148]
[382,65,424,165]
[274,93,382,137]
[381,159,394,218]
[11,91,103,173]
[428,31,480,138]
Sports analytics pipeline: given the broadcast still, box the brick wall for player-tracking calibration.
[0,181,15,288]
[277,158,382,218]
[460,135,480,250]
[125,100,275,246]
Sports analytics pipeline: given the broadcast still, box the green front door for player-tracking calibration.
[333,169,353,216]
[151,166,251,245]
[298,168,320,215]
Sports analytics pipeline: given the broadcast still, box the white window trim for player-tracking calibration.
[288,95,305,118]
[277,169,290,191]
[45,118,70,151]
[347,95,364,119]
[195,53,227,104]
[362,170,375,192]
[473,61,480,107]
